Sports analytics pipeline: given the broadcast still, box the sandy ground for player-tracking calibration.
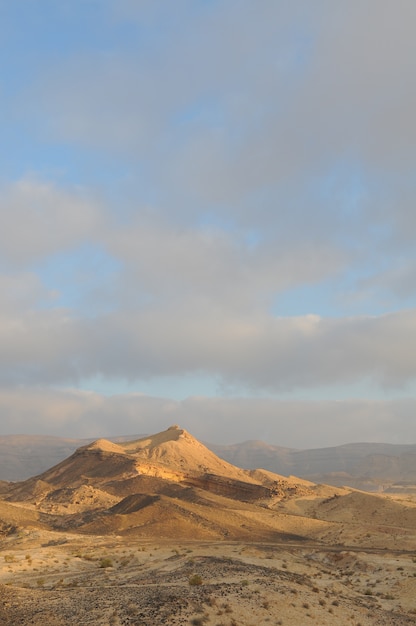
[1,530,416,625]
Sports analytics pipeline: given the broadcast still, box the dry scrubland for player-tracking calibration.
[1,427,416,625]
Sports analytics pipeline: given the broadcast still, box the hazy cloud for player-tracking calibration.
[0,387,414,448]
[105,215,343,311]
[1,303,416,392]
[1,1,416,443]
[0,178,102,266]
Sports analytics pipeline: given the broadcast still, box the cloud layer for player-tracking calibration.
[1,1,416,443]
[0,387,414,449]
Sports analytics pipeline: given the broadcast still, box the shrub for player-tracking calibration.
[189,574,203,586]
[190,617,209,626]
[99,558,113,568]
[4,555,15,563]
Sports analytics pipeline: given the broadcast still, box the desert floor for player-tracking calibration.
[1,529,416,625]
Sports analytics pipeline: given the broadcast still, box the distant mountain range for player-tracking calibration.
[210,440,416,492]
[1,433,416,492]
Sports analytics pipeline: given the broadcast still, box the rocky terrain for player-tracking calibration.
[1,426,416,624]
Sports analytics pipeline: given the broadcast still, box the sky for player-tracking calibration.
[1,0,416,448]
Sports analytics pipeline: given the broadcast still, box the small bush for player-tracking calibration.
[189,574,203,586]
[99,558,113,568]
[126,603,138,616]
[109,613,121,626]
[4,555,15,563]
[190,617,209,626]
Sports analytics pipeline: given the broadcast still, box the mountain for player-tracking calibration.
[17,426,261,492]
[210,440,416,492]
[2,425,331,542]
[2,431,416,492]
[2,426,416,551]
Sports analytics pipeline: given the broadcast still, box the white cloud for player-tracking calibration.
[105,215,343,311]
[1,1,416,445]
[0,178,102,266]
[1,300,416,392]
[0,272,57,312]
[19,1,415,258]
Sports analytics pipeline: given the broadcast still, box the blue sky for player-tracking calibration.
[1,0,416,446]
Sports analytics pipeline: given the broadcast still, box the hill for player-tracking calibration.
[0,426,415,551]
[2,426,321,542]
[2,433,416,493]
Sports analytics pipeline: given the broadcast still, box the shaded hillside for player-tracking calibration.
[0,435,91,481]
[0,434,151,481]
